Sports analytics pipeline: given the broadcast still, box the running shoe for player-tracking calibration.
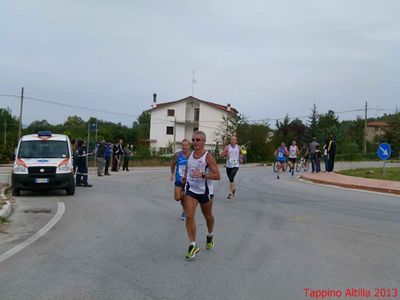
[277,175,280,179]
[227,193,233,199]
[180,212,186,221]
[186,244,200,259]
[206,235,214,250]
[232,188,236,195]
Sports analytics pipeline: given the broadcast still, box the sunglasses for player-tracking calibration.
[192,138,202,142]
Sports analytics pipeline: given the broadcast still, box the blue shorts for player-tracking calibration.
[186,189,214,204]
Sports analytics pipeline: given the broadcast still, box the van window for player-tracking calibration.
[18,140,69,158]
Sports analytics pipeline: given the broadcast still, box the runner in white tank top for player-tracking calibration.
[223,136,242,199]
[182,131,220,259]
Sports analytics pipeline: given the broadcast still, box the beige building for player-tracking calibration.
[366,121,390,142]
[149,95,238,154]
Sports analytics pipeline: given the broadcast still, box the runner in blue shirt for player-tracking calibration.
[274,142,289,179]
[170,139,191,220]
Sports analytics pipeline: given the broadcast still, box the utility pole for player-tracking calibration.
[18,87,24,140]
[192,69,196,96]
[364,101,367,154]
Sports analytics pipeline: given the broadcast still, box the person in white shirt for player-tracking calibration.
[288,140,299,176]
[183,131,221,259]
[223,136,242,199]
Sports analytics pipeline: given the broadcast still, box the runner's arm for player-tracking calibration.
[170,152,178,181]
[205,153,221,180]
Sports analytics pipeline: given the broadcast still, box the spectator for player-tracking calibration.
[104,142,112,176]
[308,137,319,173]
[327,135,336,172]
[112,139,123,171]
[315,144,322,173]
[96,140,106,176]
[123,144,131,171]
[241,144,247,164]
[323,140,329,172]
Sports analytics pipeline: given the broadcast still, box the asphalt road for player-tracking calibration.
[0,166,399,300]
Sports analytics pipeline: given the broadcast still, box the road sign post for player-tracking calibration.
[377,143,391,176]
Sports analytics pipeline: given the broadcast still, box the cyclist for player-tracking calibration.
[274,142,288,179]
[288,140,299,176]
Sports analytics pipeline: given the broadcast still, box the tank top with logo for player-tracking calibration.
[186,151,212,195]
[226,144,240,168]
[175,151,189,183]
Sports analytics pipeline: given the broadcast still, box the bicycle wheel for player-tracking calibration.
[295,160,301,172]
[303,160,309,172]
[273,161,278,173]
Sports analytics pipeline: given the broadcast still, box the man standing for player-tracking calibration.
[327,135,336,172]
[104,142,112,176]
[183,131,220,259]
[308,137,319,173]
[96,140,106,176]
[112,139,123,171]
[170,139,191,220]
[241,144,247,164]
[75,140,93,187]
[223,136,242,199]
[122,144,131,171]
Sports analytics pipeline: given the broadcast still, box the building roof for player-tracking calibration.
[149,96,239,115]
[367,121,390,127]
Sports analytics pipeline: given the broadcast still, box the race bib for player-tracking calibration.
[278,152,284,159]
[178,165,186,177]
[229,158,239,167]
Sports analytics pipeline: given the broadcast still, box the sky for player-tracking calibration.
[1,0,399,128]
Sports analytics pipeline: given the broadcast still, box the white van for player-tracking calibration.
[12,131,75,196]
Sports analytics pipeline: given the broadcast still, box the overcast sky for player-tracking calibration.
[1,1,399,128]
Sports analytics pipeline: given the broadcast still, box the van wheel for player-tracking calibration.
[66,184,75,196]
[12,188,20,196]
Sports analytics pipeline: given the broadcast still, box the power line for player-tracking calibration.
[0,94,139,118]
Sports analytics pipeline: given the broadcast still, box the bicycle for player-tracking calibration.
[295,156,309,172]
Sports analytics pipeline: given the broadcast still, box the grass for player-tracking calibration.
[338,167,400,181]
[0,216,9,223]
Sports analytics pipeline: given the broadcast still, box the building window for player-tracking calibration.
[166,126,174,135]
[167,109,175,117]
[194,108,200,121]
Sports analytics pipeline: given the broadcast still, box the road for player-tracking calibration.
[0,166,399,299]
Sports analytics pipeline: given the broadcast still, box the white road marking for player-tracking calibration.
[0,201,65,264]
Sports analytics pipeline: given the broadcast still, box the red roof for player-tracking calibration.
[367,121,390,127]
[149,96,238,115]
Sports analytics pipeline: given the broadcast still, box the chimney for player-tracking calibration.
[152,93,157,108]
[227,103,231,112]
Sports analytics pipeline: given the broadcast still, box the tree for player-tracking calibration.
[306,103,319,142]
[383,112,400,157]
[213,113,244,146]
[236,121,273,161]
[318,110,340,146]
[0,108,19,162]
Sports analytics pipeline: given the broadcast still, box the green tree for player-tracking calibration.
[0,108,19,162]
[383,112,400,157]
[306,103,320,142]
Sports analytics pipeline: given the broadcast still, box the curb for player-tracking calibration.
[0,185,12,219]
[300,175,400,196]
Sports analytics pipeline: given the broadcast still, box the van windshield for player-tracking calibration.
[18,140,70,159]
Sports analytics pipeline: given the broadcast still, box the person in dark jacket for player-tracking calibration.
[112,139,123,171]
[75,140,93,187]
[326,135,336,172]
[104,142,112,176]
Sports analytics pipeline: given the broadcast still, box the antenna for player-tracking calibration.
[192,69,196,96]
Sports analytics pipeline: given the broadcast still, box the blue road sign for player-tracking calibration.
[377,143,391,160]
